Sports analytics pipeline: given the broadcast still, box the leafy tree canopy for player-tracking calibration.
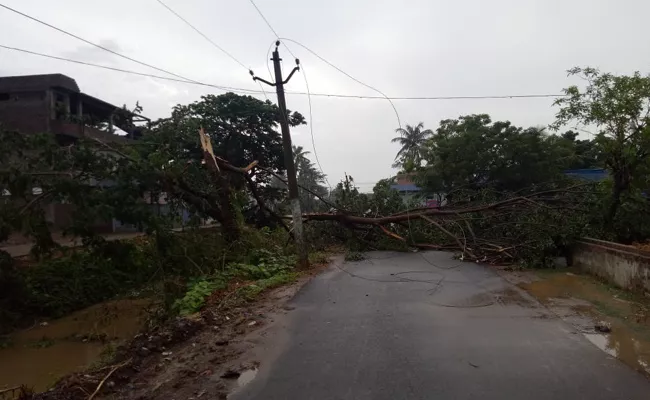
[417,114,575,197]
[391,122,433,171]
[553,67,650,224]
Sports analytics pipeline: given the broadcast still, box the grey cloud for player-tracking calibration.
[61,39,123,64]
[1,0,650,186]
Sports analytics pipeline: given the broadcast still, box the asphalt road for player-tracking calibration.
[233,251,650,400]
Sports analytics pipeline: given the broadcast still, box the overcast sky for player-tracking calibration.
[1,0,650,191]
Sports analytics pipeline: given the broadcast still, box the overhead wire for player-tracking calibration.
[282,42,332,191]
[0,44,263,95]
[278,37,402,130]
[246,0,331,191]
[244,0,331,189]
[1,43,564,101]
[0,3,200,85]
[154,0,269,101]
[155,0,246,69]
[247,0,280,39]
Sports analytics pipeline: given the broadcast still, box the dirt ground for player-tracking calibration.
[495,266,650,378]
[15,260,331,400]
[12,258,650,399]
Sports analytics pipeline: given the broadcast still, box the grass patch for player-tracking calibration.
[241,272,298,300]
[344,251,365,261]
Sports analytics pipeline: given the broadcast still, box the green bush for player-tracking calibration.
[172,278,226,316]
[0,226,302,331]
[25,241,155,317]
[241,272,297,300]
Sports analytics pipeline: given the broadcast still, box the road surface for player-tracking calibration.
[233,251,650,399]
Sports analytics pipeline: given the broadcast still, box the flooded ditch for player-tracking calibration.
[0,298,153,393]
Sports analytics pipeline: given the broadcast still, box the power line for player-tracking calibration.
[154,0,268,101]
[244,0,340,184]
[0,3,201,85]
[1,44,565,101]
[279,37,402,130]
[299,56,331,190]
[247,0,280,39]
[0,44,261,94]
[246,0,333,201]
[155,0,247,70]
[246,0,355,189]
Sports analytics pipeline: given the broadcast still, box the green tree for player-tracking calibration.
[293,146,328,212]
[561,130,604,170]
[391,122,433,171]
[418,114,573,200]
[553,67,650,225]
[0,92,306,250]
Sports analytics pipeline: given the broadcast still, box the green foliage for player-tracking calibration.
[309,251,330,265]
[391,122,433,170]
[294,146,328,213]
[227,248,296,280]
[418,115,575,196]
[344,251,365,261]
[24,241,154,317]
[173,278,225,316]
[241,272,297,300]
[553,67,650,230]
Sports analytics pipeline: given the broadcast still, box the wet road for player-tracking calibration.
[233,251,650,400]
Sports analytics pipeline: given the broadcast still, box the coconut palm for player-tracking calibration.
[391,122,433,169]
[292,145,328,212]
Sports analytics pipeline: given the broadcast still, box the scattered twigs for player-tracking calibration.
[0,386,20,397]
[420,215,475,259]
[87,358,132,400]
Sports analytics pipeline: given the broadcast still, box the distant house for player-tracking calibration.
[388,173,446,207]
[0,73,151,233]
[0,73,149,144]
[390,173,421,194]
[564,168,608,181]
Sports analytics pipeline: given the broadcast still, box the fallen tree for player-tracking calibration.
[212,150,598,265]
[291,182,597,264]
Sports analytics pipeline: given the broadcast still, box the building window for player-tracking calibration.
[0,93,10,101]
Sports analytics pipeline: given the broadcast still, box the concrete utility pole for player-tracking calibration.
[253,41,309,269]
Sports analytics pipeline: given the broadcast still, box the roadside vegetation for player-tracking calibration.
[1,65,650,396]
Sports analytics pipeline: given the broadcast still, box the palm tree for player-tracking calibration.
[293,145,311,171]
[391,122,433,168]
[292,145,328,211]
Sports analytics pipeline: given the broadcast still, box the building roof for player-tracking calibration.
[390,183,421,192]
[564,168,608,181]
[0,73,80,93]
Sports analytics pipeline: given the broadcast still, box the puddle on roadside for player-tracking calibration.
[0,298,153,393]
[236,368,258,388]
[518,270,650,377]
[583,325,650,376]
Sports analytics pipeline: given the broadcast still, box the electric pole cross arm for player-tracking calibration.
[250,41,309,269]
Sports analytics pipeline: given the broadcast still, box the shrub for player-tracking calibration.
[172,278,226,316]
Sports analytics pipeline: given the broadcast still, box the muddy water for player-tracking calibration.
[584,325,650,376]
[520,271,650,377]
[0,298,153,393]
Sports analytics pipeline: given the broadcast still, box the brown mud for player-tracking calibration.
[13,260,331,400]
[0,299,154,394]
[511,268,650,377]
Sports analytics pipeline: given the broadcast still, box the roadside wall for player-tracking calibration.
[573,238,650,294]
